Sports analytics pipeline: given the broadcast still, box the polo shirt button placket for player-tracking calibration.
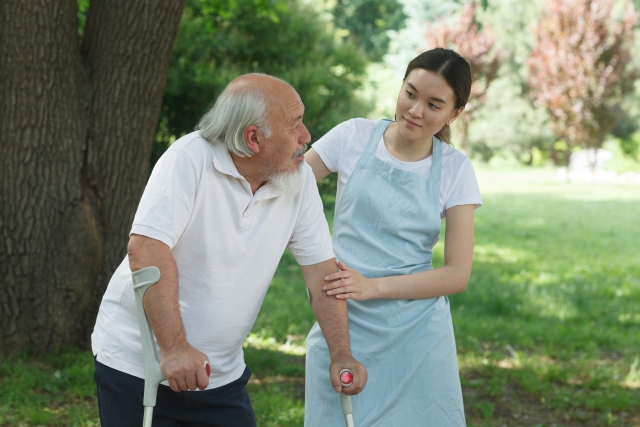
[241,207,252,230]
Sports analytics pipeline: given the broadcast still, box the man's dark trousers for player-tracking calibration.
[94,359,256,427]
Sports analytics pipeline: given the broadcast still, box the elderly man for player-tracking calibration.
[91,74,367,427]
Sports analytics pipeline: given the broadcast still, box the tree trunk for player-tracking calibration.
[0,0,186,355]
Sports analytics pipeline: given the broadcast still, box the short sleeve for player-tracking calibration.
[130,150,198,249]
[444,156,482,214]
[287,166,334,265]
[311,120,355,173]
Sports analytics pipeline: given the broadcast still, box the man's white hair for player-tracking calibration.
[197,81,273,157]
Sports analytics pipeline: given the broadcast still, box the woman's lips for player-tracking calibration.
[404,118,421,128]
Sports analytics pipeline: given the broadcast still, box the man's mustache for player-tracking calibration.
[293,144,308,158]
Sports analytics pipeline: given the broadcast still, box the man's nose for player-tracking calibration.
[300,123,311,144]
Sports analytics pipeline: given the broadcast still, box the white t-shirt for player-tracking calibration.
[92,131,334,389]
[312,119,482,218]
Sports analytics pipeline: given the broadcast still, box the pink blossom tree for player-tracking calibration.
[527,0,637,166]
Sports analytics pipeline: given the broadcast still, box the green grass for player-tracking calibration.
[1,166,639,426]
[0,350,99,426]
[454,166,640,426]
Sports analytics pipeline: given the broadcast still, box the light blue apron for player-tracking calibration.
[305,119,466,426]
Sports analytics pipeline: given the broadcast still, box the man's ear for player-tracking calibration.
[244,126,262,155]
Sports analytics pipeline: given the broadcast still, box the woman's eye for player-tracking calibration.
[429,103,439,110]
[406,91,415,98]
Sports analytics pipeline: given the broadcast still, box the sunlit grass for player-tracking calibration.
[450,166,640,426]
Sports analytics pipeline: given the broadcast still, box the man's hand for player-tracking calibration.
[329,354,368,396]
[160,343,211,392]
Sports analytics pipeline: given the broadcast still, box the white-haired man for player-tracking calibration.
[91,74,367,426]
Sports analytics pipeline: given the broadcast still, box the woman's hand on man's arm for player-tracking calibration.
[322,204,475,301]
[322,261,378,300]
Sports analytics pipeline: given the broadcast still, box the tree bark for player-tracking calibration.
[0,0,186,355]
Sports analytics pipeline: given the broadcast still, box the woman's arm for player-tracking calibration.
[305,148,332,182]
[323,204,475,300]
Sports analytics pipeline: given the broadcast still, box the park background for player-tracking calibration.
[1,0,640,425]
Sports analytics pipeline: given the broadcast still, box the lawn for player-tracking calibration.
[1,167,639,426]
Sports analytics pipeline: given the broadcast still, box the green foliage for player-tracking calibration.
[76,0,89,35]
[467,76,555,164]
[154,0,372,166]
[617,134,640,160]
[603,137,640,172]
[333,0,407,62]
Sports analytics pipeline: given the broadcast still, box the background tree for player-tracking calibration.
[423,0,503,154]
[333,0,407,62]
[0,0,396,356]
[0,0,186,355]
[153,0,406,201]
[527,0,638,166]
[153,0,373,166]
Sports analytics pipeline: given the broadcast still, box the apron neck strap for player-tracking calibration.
[362,119,393,159]
[431,137,442,183]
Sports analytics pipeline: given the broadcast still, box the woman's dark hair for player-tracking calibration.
[403,48,472,144]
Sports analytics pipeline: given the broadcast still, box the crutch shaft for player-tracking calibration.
[143,406,154,427]
[133,266,166,426]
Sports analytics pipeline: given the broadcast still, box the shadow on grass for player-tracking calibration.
[462,359,640,427]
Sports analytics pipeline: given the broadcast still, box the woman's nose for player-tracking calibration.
[409,103,423,118]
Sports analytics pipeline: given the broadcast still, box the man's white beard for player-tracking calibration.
[268,166,304,195]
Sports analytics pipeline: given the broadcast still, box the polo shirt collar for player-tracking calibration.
[210,138,242,179]
[210,138,281,200]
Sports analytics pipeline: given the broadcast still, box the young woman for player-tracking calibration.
[304,48,482,426]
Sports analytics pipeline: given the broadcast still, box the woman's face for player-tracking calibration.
[394,69,463,143]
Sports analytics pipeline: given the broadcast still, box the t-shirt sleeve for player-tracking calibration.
[310,120,355,173]
[130,150,198,249]
[287,166,335,265]
[444,156,482,214]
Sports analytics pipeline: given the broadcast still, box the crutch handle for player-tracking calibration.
[339,369,355,427]
[339,369,353,387]
[132,266,166,408]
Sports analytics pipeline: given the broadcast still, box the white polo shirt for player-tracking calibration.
[92,131,334,389]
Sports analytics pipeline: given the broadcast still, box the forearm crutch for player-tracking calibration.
[132,266,167,427]
[339,369,355,427]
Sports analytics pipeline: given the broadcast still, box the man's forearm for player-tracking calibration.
[301,258,368,394]
[301,258,351,358]
[128,234,210,391]
[128,234,188,352]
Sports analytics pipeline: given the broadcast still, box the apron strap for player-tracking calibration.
[430,137,443,198]
[356,119,443,201]
[358,119,392,165]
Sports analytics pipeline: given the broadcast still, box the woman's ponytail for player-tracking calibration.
[435,123,451,145]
